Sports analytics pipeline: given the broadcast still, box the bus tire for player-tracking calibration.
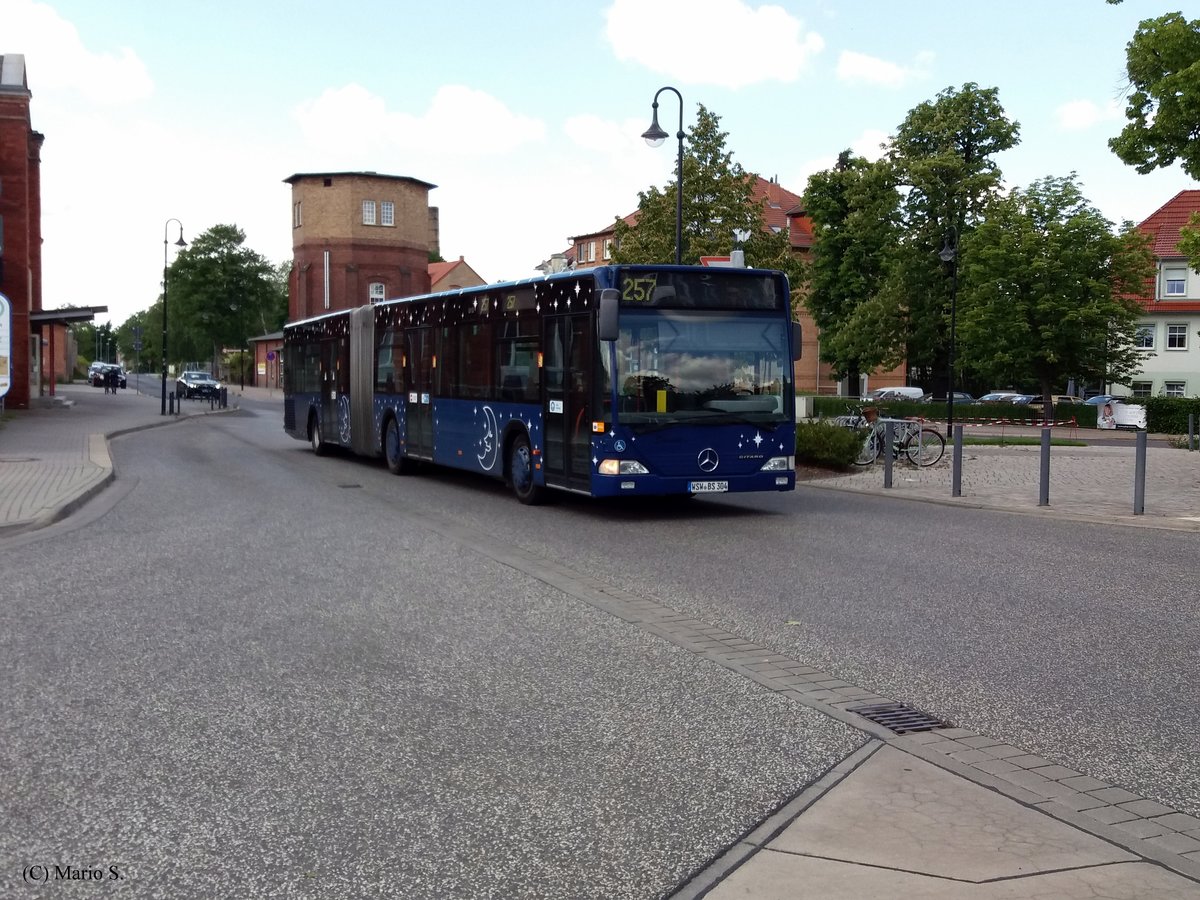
[309,412,327,456]
[383,416,414,475]
[509,433,546,506]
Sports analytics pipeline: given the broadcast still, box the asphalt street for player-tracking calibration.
[1,408,863,899]
[2,394,1198,898]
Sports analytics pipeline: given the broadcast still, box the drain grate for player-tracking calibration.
[337,483,362,489]
[852,702,949,734]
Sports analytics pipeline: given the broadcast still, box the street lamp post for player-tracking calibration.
[161,219,186,415]
[641,86,684,265]
[939,227,959,438]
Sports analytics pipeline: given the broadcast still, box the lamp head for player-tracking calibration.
[641,105,668,148]
[175,234,187,248]
[938,233,956,263]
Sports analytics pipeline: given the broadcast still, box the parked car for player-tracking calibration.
[861,386,927,403]
[1025,394,1083,409]
[1007,394,1037,405]
[977,391,1021,403]
[1085,394,1122,406]
[176,370,221,399]
[928,391,975,404]
[89,363,126,389]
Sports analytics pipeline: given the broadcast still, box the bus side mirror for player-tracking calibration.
[598,289,620,342]
[792,321,802,360]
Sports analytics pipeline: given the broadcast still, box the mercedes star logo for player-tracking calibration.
[697,448,719,473]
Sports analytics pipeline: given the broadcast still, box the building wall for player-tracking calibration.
[0,57,43,409]
[285,172,439,321]
[1127,257,1200,397]
[1126,192,1200,399]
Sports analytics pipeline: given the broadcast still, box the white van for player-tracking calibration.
[862,386,927,403]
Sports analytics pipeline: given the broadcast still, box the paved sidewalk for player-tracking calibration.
[0,380,242,537]
[809,434,1200,530]
[3,384,1199,898]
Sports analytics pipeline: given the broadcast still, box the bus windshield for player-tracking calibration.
[611,309,791,427]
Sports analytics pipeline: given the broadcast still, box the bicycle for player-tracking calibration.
[844,405,945,467]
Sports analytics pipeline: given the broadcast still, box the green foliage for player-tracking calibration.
[612,104,803,289]
[802,151,901,380]
[1142,396,1200,434]
[956,175,1154,396]
[166,224,287,367]
[802,83,1019,385]
[1109,12,1200,181]
[794,420,863,468]
[1061,403,1096,427]
[116,308,160,373]
[74,320,118,368]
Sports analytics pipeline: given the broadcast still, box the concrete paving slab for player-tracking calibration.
[708,856,1200,899]
[765,746,1134,881]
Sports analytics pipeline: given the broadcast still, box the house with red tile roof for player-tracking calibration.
[547,175,906,396]
[428,256,485,292]
[1123,190,1200,398]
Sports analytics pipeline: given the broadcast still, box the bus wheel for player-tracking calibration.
[309,412,327,456]
[383,416,413,475]
[509,433,546,505]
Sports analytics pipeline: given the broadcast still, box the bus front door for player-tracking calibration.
[405,327,434,459]
[542,314,592,492]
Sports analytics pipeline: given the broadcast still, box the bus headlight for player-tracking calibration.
[599,459,650,476]
[759,456,794,472]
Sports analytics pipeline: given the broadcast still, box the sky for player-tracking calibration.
[5,0,1199,329]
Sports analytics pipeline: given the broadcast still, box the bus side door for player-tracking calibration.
[542,314,592,491]
[405,327,434,459]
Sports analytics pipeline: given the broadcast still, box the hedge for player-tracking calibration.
[794,419,863,468]
[1140,397,1200,434]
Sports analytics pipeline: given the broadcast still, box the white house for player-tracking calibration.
[1120,190,1200,399]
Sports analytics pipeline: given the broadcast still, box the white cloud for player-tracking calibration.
[292,84,546,163]
[836,50,932,89]
[4,0,152,103]
[788,129,892,197]
[604,0,824,88]
[1055,98,1122,131]
[850,129,890,161]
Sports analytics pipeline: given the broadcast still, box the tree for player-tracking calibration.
[801,150,901,388]
[612,105,800,285]
[115,309,159,374]
[166,225,287,369]
[880,83,1020,388]
[955,175,1154,401]
[1109,12,1200,181]
[802,83,1019,392]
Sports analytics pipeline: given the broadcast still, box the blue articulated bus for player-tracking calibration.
[283,264,801,504]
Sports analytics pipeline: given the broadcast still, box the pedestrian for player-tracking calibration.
[105,367,117,395]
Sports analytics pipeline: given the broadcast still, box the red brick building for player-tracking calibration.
[0,54,43,409]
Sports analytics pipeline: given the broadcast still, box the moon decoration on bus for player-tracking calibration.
[337,394,352,444]
[477,405,499,471]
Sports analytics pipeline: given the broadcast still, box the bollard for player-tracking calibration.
[883,421,894,489]
[1133,430,1147,515]
[952,425,963,497]
[1190,413,1196,452]
[1038,427,1051,507]
[168,391,175,415]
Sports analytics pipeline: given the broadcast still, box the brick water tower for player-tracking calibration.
[284,171,440,322]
